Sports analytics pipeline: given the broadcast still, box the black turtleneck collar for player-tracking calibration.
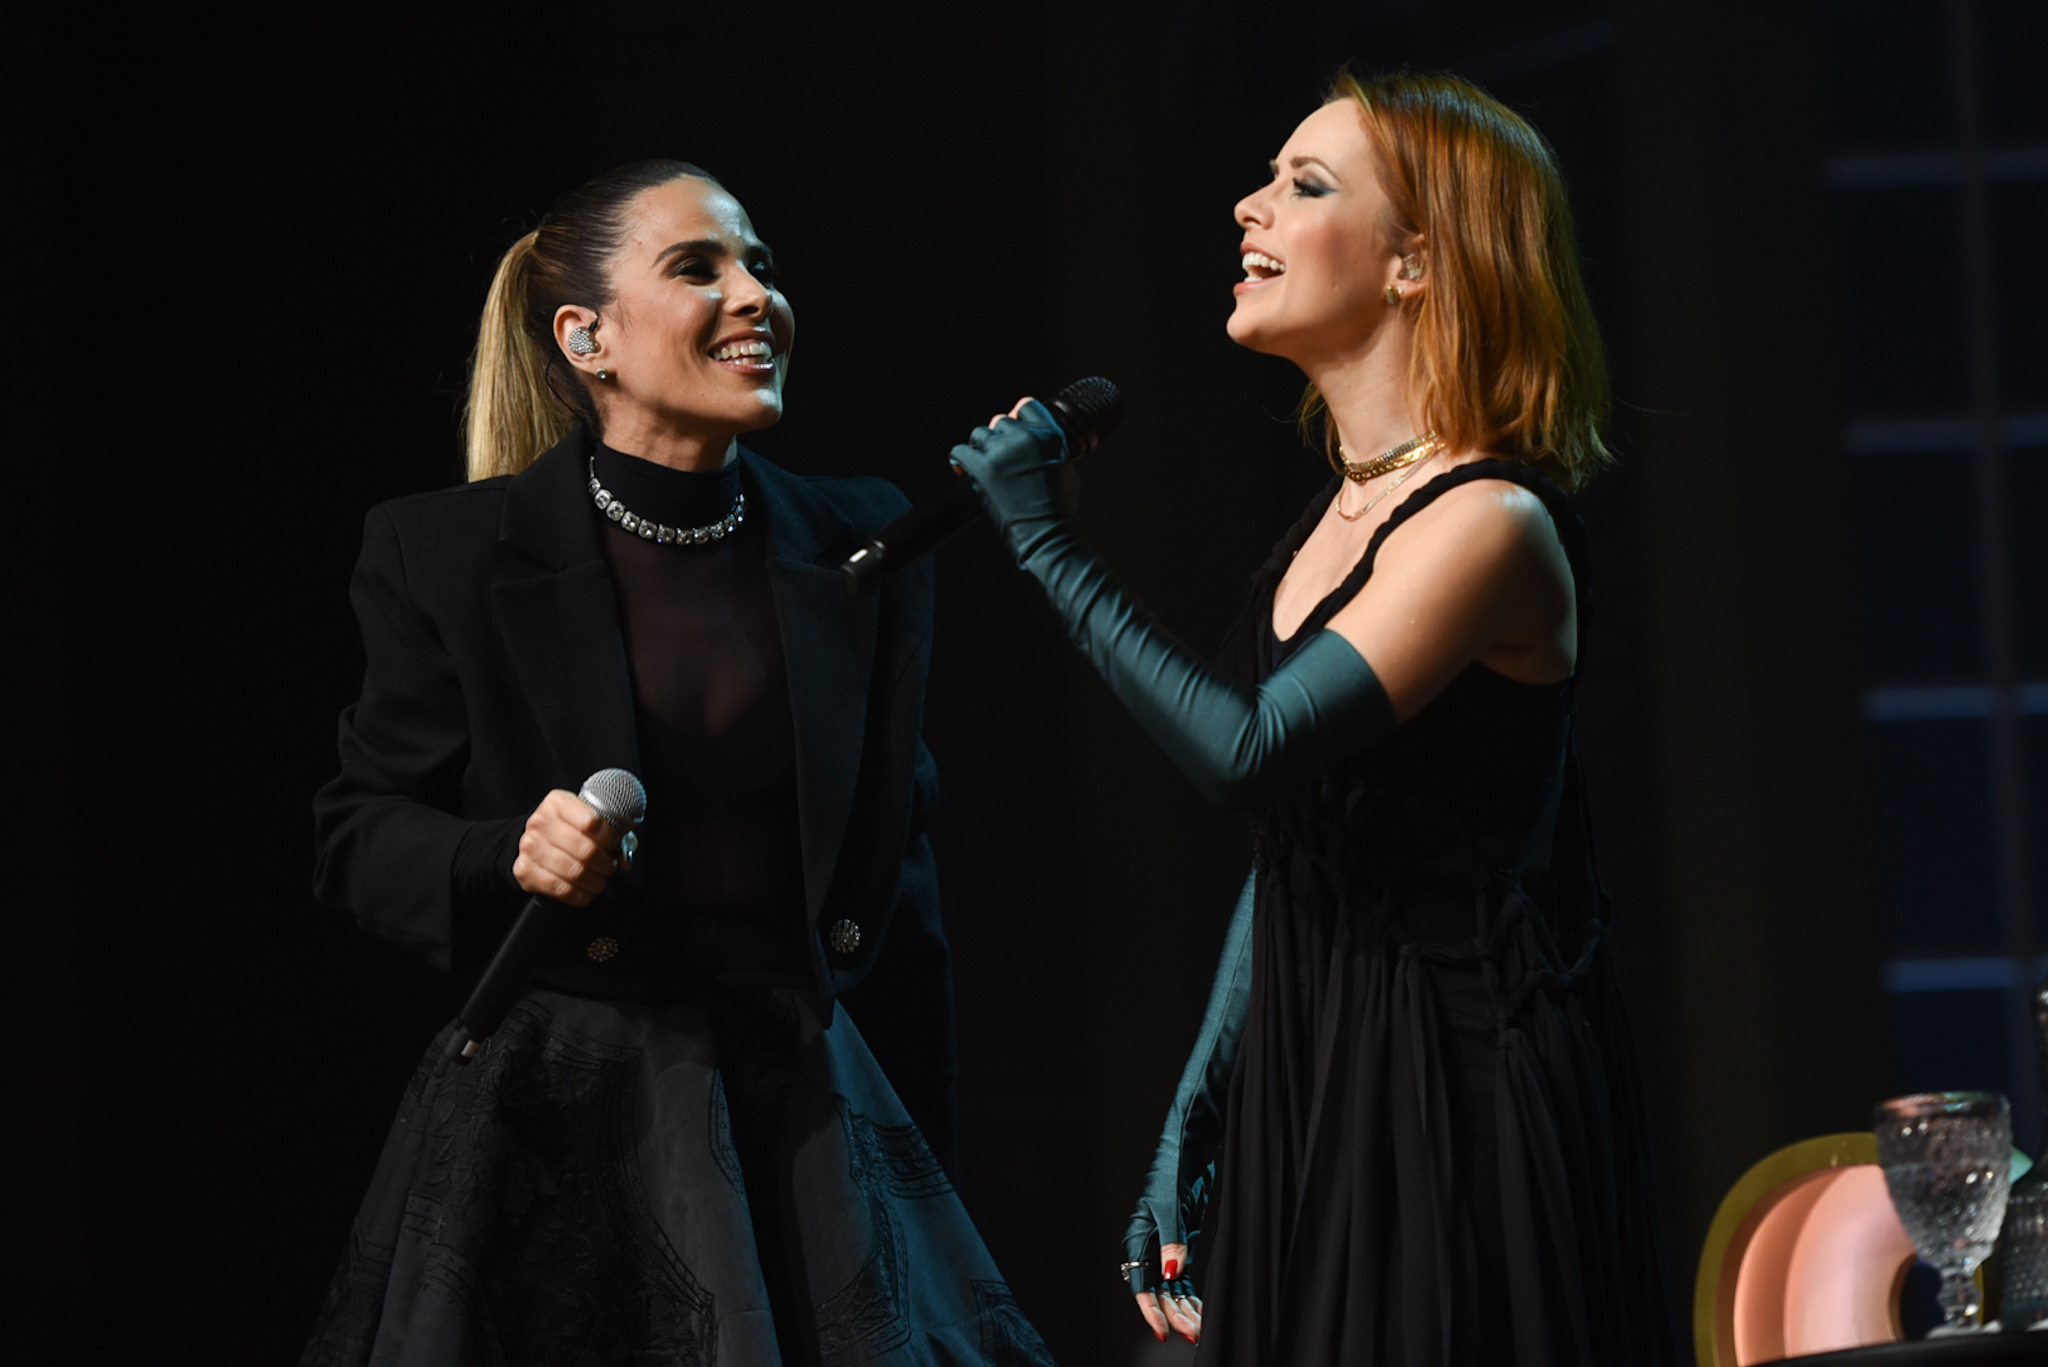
[591,442,743,531]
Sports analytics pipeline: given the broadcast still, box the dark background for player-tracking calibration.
[8,1,2043,1363]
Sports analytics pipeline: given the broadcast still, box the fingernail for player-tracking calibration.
[1162,1257,1180,1280]
[1155,1329,1166,1343]
[1184,1333,1198,1344]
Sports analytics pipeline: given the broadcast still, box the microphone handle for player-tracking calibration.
[841,479,985,591]
[842,392,1104,592]
[453,893,571,1059]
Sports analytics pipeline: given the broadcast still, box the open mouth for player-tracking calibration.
[1241,250,1286,282]
[710,337,778,372]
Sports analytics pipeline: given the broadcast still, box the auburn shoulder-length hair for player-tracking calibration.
[1308,70,1612,490]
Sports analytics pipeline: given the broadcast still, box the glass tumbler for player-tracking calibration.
[1874,1092,2013,1334]
[2001,1178,2048,1329]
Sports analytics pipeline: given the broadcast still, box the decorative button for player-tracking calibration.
[828,919,862,955]
[587,937,620,963]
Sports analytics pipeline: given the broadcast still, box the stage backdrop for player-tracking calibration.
[22,2,2025,1363]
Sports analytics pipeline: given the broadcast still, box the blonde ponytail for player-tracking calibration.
[464,231,577,482]
[461,160,723,482]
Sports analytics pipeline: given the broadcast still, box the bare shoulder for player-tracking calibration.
[1380,471,1564,572]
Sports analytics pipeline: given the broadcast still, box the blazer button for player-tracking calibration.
[828,919,862,955]
[587,936,620,963]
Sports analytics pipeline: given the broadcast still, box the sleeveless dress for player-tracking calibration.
[1194,461,1674,1365]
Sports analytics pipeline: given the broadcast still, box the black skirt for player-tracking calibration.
[302,990,1053,1366]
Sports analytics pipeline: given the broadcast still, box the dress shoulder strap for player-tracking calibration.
[1364,458,1586,581]
[1295,457,1591,644]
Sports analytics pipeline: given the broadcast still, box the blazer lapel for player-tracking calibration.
[748,452,879,923]
[485,437,875,919]
[493,430,642,783]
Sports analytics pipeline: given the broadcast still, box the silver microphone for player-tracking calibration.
[454,769,647,1059]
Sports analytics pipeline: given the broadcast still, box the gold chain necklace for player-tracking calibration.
[1339,430,1441,483]
[1335,444,1442,523]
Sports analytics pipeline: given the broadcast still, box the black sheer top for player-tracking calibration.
[588,443,811,993]
[447,445,813,995]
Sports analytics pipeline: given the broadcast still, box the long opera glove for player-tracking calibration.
[949,406,1397,809]
[1123,869,1254,1293]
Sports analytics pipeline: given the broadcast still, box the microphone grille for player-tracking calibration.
[579,768,648,830]
[1048,377,1125,455]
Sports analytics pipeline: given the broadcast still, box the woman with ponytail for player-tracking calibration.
[305,163,1052,1366]
[951,72,1674,1364]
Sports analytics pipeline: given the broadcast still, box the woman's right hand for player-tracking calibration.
[1134,1242,1202,1344]
[512,789,623,905]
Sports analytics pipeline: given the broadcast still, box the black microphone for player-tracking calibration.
[453,768,647,1060]
[840,377,1125,591]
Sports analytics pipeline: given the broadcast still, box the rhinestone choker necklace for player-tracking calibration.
[588,458,746,547]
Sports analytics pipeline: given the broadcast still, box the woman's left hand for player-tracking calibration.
[947,398,1070,552]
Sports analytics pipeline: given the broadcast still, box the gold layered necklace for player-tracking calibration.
[1334,432,1445,523]
[1339,430,1441,484]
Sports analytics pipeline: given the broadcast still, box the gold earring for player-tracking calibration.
[1385,285,1402,306]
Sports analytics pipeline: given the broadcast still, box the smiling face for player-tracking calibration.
[1229,100,1412,366]
[563,177,794,463]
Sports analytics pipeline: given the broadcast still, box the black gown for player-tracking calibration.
[1193,461,1674,1365]
[303,447,1053,1367]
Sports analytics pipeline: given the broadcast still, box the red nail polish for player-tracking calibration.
[1162,1257,1180,1280]
[1155,1328,1167,1342]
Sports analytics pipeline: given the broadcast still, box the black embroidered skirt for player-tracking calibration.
[301,989,1052,1366]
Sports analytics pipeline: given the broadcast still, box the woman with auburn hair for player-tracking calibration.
[951,71,1674,1363]
[303,161,1053,1366]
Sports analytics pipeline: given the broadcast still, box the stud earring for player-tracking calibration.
[596,368,612,381]
[1397,255,1424,281]
[567,326,597,355]
[1385,285,1402,306]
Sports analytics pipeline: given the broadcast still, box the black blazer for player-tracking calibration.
[312,428,954,1122]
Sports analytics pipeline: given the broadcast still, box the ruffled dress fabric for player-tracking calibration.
[1194,461,1675,1366]
[302,992,1048,1367]
[303,448,1053,1367]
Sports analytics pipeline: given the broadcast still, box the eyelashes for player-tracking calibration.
[1291,177,1331,198]
[670,257,781,289]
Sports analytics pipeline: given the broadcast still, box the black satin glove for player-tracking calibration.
[950,413,1397,809]
[1123,869,1255,1293]
[949,400,1071,557]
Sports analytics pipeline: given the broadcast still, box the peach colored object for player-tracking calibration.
[1696,1133,1902,1367]
[1730,1164,1915,1363]
[1698,1133,2033,1366]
